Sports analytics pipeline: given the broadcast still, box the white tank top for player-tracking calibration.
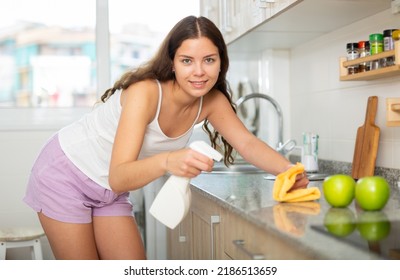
[59,80,203,190]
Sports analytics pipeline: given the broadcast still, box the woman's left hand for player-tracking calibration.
[288,172,309,192]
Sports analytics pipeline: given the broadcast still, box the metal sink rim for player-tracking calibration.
[209,162,266,174]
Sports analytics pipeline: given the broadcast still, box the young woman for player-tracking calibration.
[23,16,309,260]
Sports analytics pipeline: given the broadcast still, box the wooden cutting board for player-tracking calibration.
[351,96,380,180]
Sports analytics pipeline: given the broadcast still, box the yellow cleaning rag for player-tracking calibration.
[273,163,321,202]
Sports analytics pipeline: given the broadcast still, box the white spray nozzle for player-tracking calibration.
[189,141,223,162]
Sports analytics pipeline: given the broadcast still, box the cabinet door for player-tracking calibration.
[200,0,301,44]
[200,0,268,43]
[200,0,220,28]
[224,210,314,260]
[233,0,300,39]
[200,0,236,40]
[167,212,192,260]
[191,191,223,260]
[234,0,271,36]
[167,190,223,260]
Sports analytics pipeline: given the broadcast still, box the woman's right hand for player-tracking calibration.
[165,148,214,178]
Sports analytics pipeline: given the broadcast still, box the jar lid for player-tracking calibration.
[383,29,398,37]
[393,30,400,40]
[358,41,367,48]
[369,33,383,41]
[346,43,358,50]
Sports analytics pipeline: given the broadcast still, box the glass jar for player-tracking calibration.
[383,29,398,67]
[393,30,400,65]
[346,42,359,75]
[393,30,400,42]
[369,33,383,70]
[365,41,371,71]
[358,41,369,72]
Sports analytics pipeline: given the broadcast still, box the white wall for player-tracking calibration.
[228,49,292,149]
[1,130,55,259]
[229,8,400,170]
[0,108,89,259]
[290,9,400,169]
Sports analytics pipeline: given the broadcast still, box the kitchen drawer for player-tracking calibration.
[224,210,314,260]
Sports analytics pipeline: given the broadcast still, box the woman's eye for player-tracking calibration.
[205,57,215,63]
[182,58,192,64]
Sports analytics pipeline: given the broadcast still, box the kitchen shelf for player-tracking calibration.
[339,41,400,81]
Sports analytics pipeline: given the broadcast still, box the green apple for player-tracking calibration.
[324,208,356,237]
[357,211,391,241]
[323,174,356,207]
[355,176,390,211]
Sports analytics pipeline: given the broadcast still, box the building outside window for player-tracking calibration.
[0,0,199,108]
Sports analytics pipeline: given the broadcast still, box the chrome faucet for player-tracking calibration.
[235,93,296,155]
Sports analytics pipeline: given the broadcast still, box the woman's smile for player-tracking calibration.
[189,80,208,89]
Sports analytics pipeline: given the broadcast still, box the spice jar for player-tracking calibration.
[369,33,383,70]
[392,30,400,65]
[365,41,371,71]
[346,42,359,75]
[358,41,369,72]
[393,30,400,42]
[383,29,398,67]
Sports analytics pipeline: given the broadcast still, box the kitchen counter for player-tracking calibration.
[190,172,400,260]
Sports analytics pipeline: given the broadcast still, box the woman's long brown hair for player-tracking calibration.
[101,16,236,165]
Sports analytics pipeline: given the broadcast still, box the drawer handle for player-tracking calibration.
[210,215,220,260]
[178,224,186,243]
[233,239,265,260]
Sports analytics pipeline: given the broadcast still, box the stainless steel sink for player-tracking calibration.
[209,162,265,174]
[209,162,329,181]
[263,173,329,181]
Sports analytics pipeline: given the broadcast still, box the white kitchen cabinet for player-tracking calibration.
[200,0,300,44]
[224,0,390,52]
[200,0,220,29]
[200,0,236,41]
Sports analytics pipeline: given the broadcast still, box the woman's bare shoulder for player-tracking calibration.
[121,79,160,104]
[124,79,159,94]
[119,80,162,126]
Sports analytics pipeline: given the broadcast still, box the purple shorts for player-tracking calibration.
[23,134,133,224]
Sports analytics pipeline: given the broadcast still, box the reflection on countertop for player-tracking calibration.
[271,202,320,237]
[191,171,400,260]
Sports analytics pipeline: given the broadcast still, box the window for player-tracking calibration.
[0,0,199,108]
[0,0,96,107]
[108,0,200,85]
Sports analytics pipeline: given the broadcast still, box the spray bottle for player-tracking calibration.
[149,141,223,229]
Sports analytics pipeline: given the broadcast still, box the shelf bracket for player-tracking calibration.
[386,98,400,127]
